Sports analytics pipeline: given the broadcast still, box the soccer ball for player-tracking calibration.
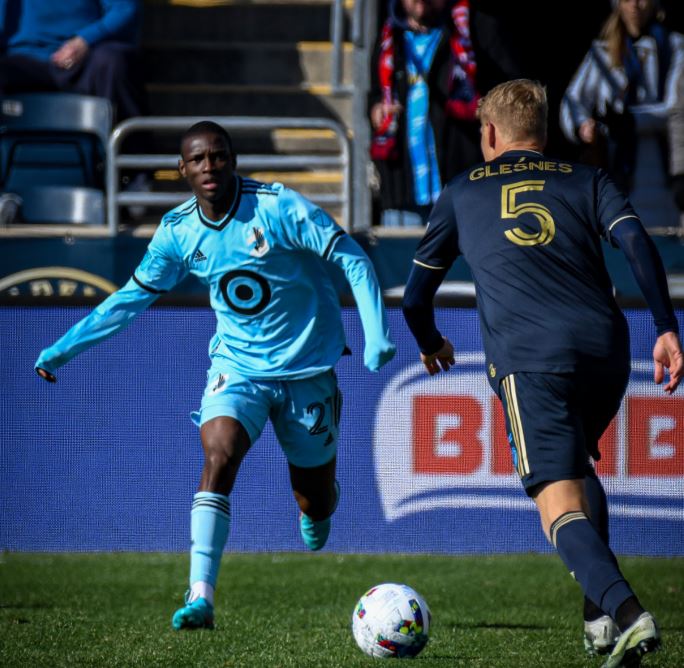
[351,583,431,658]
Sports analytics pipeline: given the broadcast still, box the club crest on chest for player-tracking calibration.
[247,226,270,257]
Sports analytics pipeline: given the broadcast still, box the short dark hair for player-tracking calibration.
[180,121,235,157]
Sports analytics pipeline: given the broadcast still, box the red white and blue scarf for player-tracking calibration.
[371,0,479,161]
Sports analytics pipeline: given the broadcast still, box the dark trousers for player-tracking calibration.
[0,41,147,124]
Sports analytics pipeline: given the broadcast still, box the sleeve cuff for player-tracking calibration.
[77,26,105,46]
[420,332,445,356]
[656,321,680,336]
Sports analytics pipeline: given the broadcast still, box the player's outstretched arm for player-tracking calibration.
[653,331,684,394]
[34,279,160,381]
[327,234,396,372]
[35,221,186,382]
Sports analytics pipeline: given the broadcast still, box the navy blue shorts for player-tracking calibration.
[498,365,629,495]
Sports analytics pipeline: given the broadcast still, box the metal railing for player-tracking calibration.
[328,0,375,231]
[350,0,375,233]
[330,0,348,94]
[106,116,351,237]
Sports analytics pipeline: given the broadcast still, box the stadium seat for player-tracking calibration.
[13,186,105,225]
[0,93,111,223]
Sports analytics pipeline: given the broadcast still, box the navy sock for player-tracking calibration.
[551,512,634,621]
[616,596,646,631]
[584,470,611,620]
[584,468,610,544]
[583,597,605,622]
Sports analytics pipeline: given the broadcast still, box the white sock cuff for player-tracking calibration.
[189,581,215,606]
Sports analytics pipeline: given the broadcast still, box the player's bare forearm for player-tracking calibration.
[653,331,684,394]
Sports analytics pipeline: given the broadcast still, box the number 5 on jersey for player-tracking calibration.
[501,180,556,246]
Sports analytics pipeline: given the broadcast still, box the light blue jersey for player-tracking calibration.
[36,177,395,379]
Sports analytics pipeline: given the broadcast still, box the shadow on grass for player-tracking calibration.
[0,603,54,610]
[663,623,684,631]
[459,621,548,631]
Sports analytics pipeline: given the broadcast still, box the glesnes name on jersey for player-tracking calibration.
[469,159,573,181]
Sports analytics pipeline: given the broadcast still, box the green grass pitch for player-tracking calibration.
[1,553,682,667]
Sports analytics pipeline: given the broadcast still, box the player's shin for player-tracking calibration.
[299,480,340,551]
[583,470,614,625]
[189,491,231,605]
[550,511,638,623]
[584,468,610,544]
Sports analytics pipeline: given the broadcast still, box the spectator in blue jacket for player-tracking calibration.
[0,0,146,124]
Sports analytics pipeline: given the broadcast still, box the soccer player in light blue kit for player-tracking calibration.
[35,121,396,630]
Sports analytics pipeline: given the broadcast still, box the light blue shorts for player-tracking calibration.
[191,367,341,468]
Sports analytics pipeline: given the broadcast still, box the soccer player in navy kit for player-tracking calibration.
[35,121,396,630]
[403,80,683,667]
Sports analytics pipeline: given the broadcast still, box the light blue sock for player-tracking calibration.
[190,492,231,589]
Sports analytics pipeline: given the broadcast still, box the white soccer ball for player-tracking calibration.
[351,582,431,659]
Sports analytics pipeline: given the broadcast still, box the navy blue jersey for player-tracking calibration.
[414,150,634,385]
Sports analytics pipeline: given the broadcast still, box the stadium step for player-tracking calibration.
[137,0,352,226]
[271,128,343,154]
[146,85,353,127]
[141,0,354,138]
[147,127,346,156]
[154,168,341,190]
[141,0,353,122]
[154,167,341,195]
[144,41,353,88]
[143,1,351,45]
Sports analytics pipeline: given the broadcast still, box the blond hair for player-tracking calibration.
[601,10,628,68]
[601,0,660,68]
[477,79,548,143]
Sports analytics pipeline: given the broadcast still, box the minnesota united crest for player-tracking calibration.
[247,226,270,258]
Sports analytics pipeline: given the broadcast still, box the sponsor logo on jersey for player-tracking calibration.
[193,249,207,263]
[373,356,684,522]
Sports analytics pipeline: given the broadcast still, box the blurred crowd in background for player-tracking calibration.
[368,0,684,227]
[1,0,683,228]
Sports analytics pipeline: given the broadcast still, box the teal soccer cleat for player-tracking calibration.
[601,612,661,668]
[299,480,340,551]
[172,594,214,630]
